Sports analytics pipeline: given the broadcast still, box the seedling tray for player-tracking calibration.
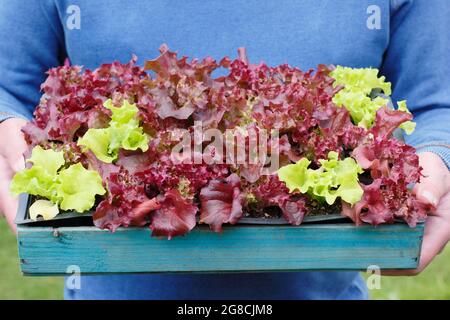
[16,194,424,275]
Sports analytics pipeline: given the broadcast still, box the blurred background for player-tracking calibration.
[1,218,449,299]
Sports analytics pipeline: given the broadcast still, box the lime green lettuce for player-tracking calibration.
[10,146,106,215]
[330,66,415,134]
[77,128,114,163]
[277,151,363,205]
[10,146,64,203]
[26,145,65,176]
[78,99,149,163]
[330,66,391,128]
[397,100,416,135]
[330,66,392,96]
[57,163,106,212]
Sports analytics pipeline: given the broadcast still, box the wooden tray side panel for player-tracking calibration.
[17,224,424,275]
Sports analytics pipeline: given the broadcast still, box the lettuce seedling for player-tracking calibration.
[11,146,106,217]
[78,99,149,163]
[277,151,363,205]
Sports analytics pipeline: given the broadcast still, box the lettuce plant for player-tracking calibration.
[397,100,416,135]
[11,146,106,217]
[11,146,65,203]
[77,99,149,163]
[277,151,363,206]
[330,66,415,134]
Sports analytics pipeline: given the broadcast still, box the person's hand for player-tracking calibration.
[0,118,28,233]
[384,151,450,276]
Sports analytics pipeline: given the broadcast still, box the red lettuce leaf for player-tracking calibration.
[371,106,413,139]
[150,189,198,239]
[93,167,148,231]
[342,178,432,227]
[342,179,394,226]
[199,173,244,232]
[251,175,307,225]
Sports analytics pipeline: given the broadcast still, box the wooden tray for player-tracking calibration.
[16,194,424,275]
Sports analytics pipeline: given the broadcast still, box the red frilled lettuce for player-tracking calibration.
[150,190,198,239]
[21,45,430,238]
[199,174,244,232]
[342,108,432,227]
[250,175,307,225]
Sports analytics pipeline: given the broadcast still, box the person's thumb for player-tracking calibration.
[0,118,28,233]
[413,152,450,209]
[0,118,28,172]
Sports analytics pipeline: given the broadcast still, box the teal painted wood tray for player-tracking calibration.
[16,195,424,275]
[17,223,425,275]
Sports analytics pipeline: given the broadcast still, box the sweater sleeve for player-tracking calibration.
[380,0,450,168]
[0,0,65,122]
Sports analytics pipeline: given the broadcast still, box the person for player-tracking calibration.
[0,0,449,300]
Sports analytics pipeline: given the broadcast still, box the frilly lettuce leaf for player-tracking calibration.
[330,66,391,129]
[11,146,106,215]
[277,151,363,205]
[10,146,64,202]
[397,100,416,135]
[77,128,115,163]
[331,155,365,205]
[330,66,391,96]
[330,66,415,135]
[109,124,149,152]
[276,158,311,194]
[104,99,140,125]
[10,166,59,202]
[78,99,149,163]
[57,163,106,212]
[27,145,65,176]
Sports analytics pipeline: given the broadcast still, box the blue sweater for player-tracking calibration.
[1,0,449,299]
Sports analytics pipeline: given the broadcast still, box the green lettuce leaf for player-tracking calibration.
[77,128,115,163]
[277,158,311,193]
[11,146,106,215]
[331,155,364,205]
[27,145,65,175]
[330,67,416,135]
[277,151,363,205]
[78,99,149,162]
[109,124,149,152]
[10,166,59,202]
[397,100,416,135]
[104,99,140,125]
[57,163,106,212]
[10,146,64,202]
[330,66,391,96]
[330,66,391,129]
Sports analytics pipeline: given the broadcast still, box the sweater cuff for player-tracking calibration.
[415,142,450,170]
[0,110,30,123]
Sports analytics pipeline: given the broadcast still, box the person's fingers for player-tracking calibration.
[0,118,28,234]
[382,219,450,276]
[413,152,450,209]
[0,156,18,233]
[0,118,28,171]
[418,218,450,269]
[382,192,450,276]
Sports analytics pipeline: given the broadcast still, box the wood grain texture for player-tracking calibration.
[17,223,424,275]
